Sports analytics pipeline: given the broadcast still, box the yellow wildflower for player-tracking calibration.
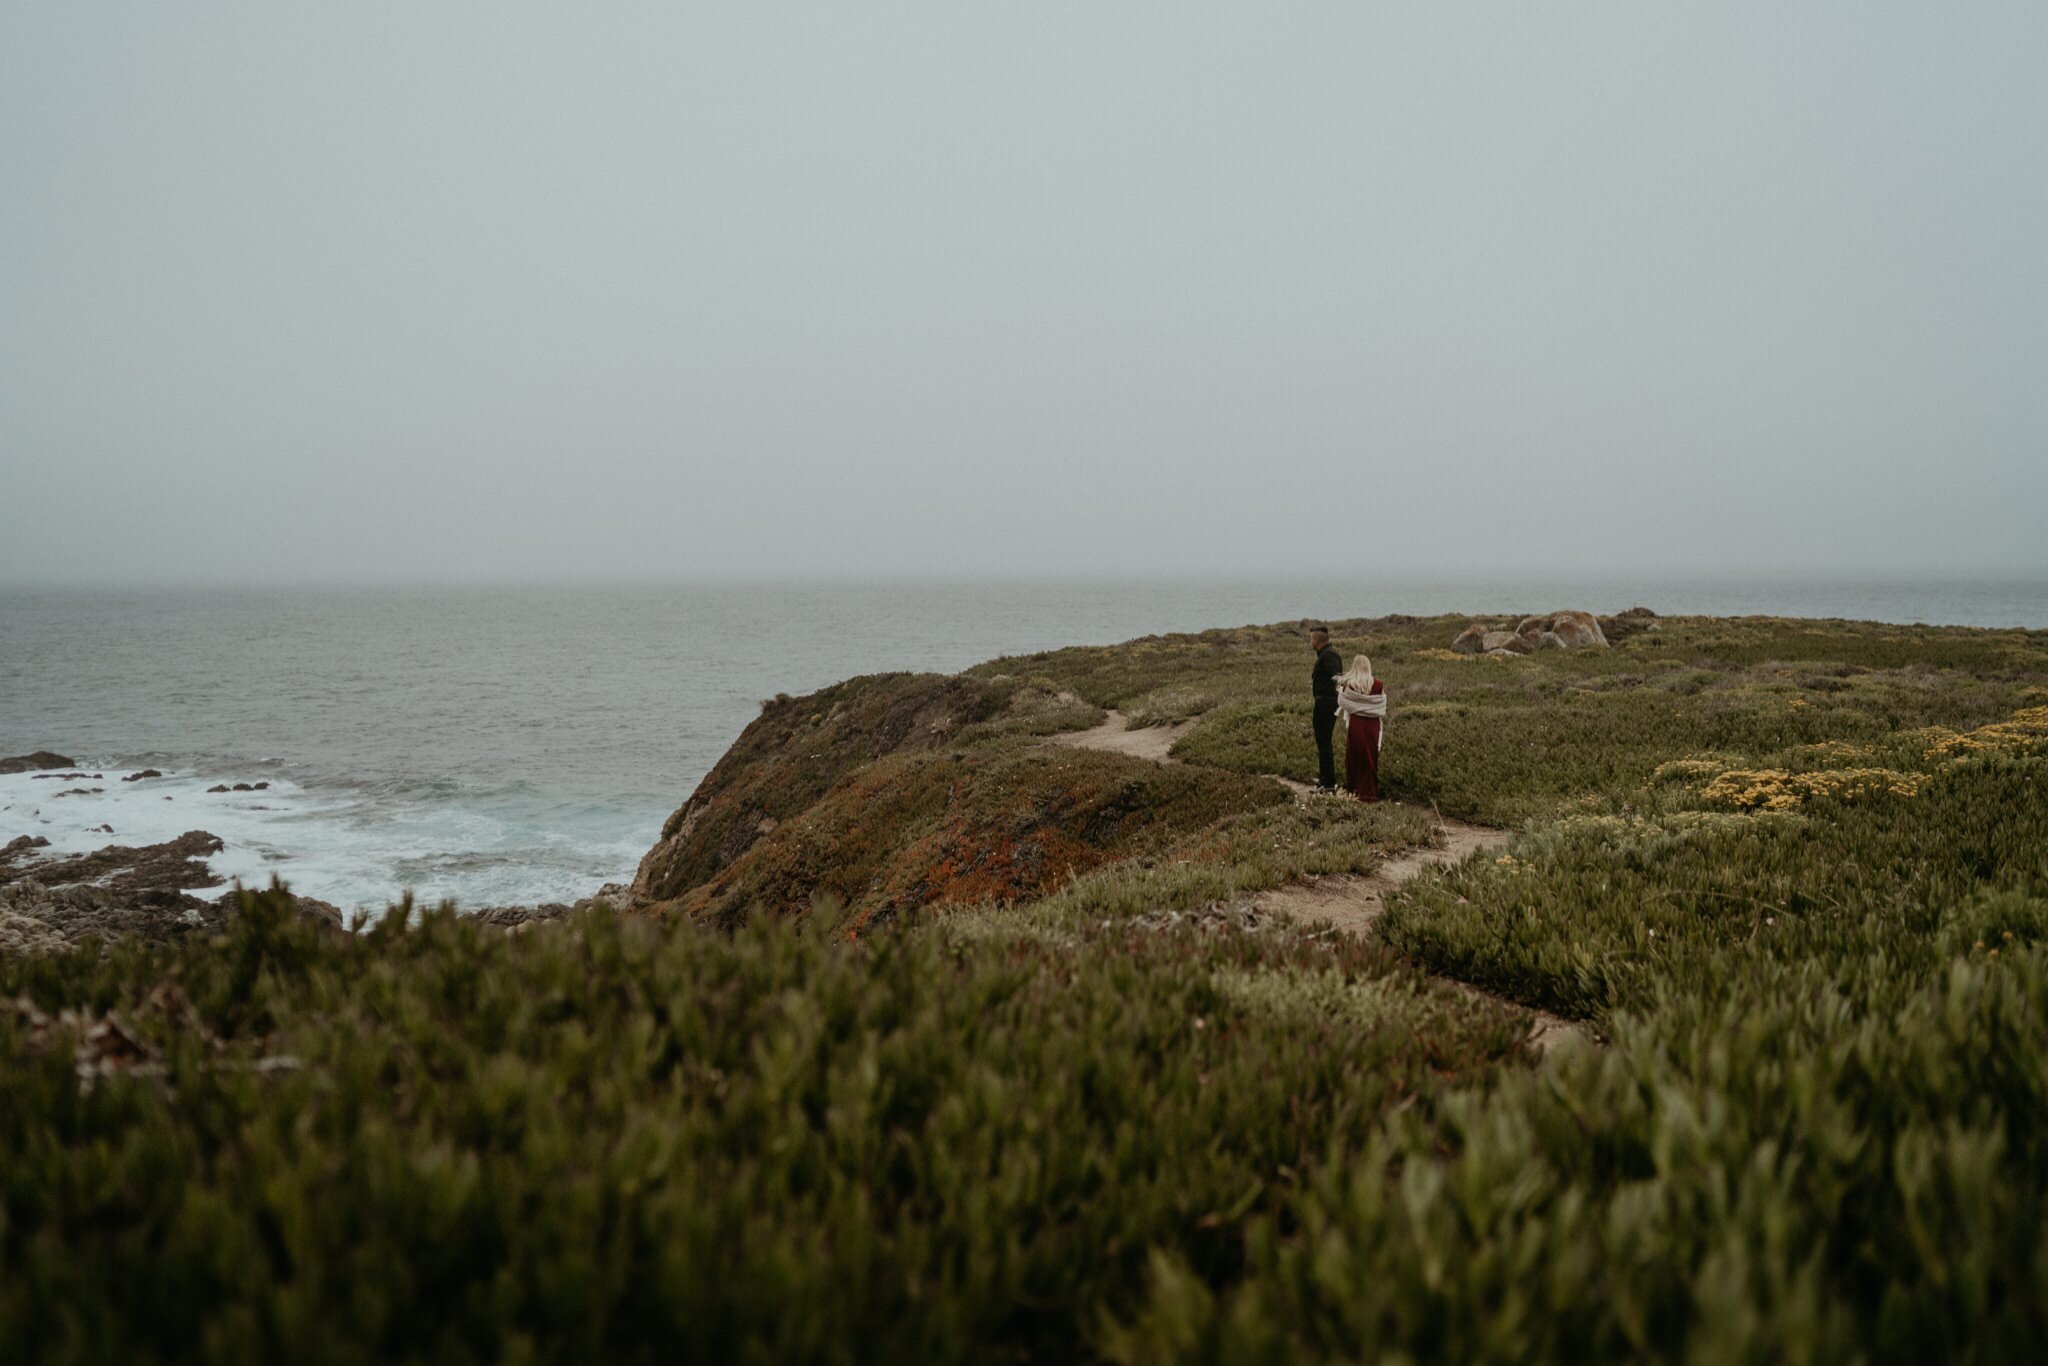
[1700,767,1927,812]
[1652,757,1729,783]
[1923,706,2048,759]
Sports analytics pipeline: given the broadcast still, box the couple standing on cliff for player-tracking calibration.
[1310,626,1383,801]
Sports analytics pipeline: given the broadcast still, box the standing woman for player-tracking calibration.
[1335,655,1386,802]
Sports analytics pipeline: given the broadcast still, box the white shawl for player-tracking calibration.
[1337,682,1386,750]
[1337,686,1386,719]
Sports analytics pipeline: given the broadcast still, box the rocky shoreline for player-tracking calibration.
[0,824,631,955]
[1,750,634,954]
[0,826,334,956]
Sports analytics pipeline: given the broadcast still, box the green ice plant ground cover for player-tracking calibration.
[1116,752,2048,1363]
[1,890,1525,1363]
[5,614,2048,1362]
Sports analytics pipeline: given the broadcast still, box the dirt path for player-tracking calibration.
[1053,711,1197,763]
[1250,810,1583,1054]
[1052,709,1585,1054]
[1249,815,1507,938]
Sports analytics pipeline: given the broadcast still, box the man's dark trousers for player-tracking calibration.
[1311,639,1343,789]
[1313,700,1338,789]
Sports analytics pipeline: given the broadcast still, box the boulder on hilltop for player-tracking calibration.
[1515,611,1609,650]
[1451,613,1605,653]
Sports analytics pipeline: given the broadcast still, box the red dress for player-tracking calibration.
[1343,680,1383,802]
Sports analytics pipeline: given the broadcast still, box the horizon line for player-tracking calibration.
[6,567,2048,594]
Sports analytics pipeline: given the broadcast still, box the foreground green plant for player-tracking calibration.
[0,887,1524,1364]
[1108,946,2048,1364]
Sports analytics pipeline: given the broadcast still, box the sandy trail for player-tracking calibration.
[1053,711,1197,763]
[1052,709,1585,1054]
[1249,815,1507,938]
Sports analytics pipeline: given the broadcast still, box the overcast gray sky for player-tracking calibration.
[4,4,2044,585]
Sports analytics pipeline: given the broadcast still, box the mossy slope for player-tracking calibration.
[629,672,1110,912]
[652,744,1291,931]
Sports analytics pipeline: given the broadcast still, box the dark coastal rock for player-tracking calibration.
[0,901,72,956]
[207,784,230,793]
[0,829,343,955]
[473,902,576,930]
[215,885,345,931]
[0,878,221,955]
[474,883,635,931]
[1,835,53,878]
[1,751,76,774]
[55,787,104,797]
[121,769,165,782]
[31,772,100,781]
[3,830,225,900]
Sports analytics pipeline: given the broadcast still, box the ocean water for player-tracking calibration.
[3,577,2042,912]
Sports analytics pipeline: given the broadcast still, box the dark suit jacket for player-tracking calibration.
[1312,644,1342,705]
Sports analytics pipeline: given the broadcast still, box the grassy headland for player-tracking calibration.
[5,611,2047,1362]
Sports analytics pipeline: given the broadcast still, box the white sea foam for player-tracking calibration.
[0,761,649,913]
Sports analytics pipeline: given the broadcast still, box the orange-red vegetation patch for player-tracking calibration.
[659,747,1289,931]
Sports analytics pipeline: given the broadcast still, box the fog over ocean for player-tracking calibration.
[4,577,2043,912]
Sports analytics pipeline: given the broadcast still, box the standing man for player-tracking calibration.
[1309,625,1342,791]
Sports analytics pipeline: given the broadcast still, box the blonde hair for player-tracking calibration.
[1339,654,1375,691]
